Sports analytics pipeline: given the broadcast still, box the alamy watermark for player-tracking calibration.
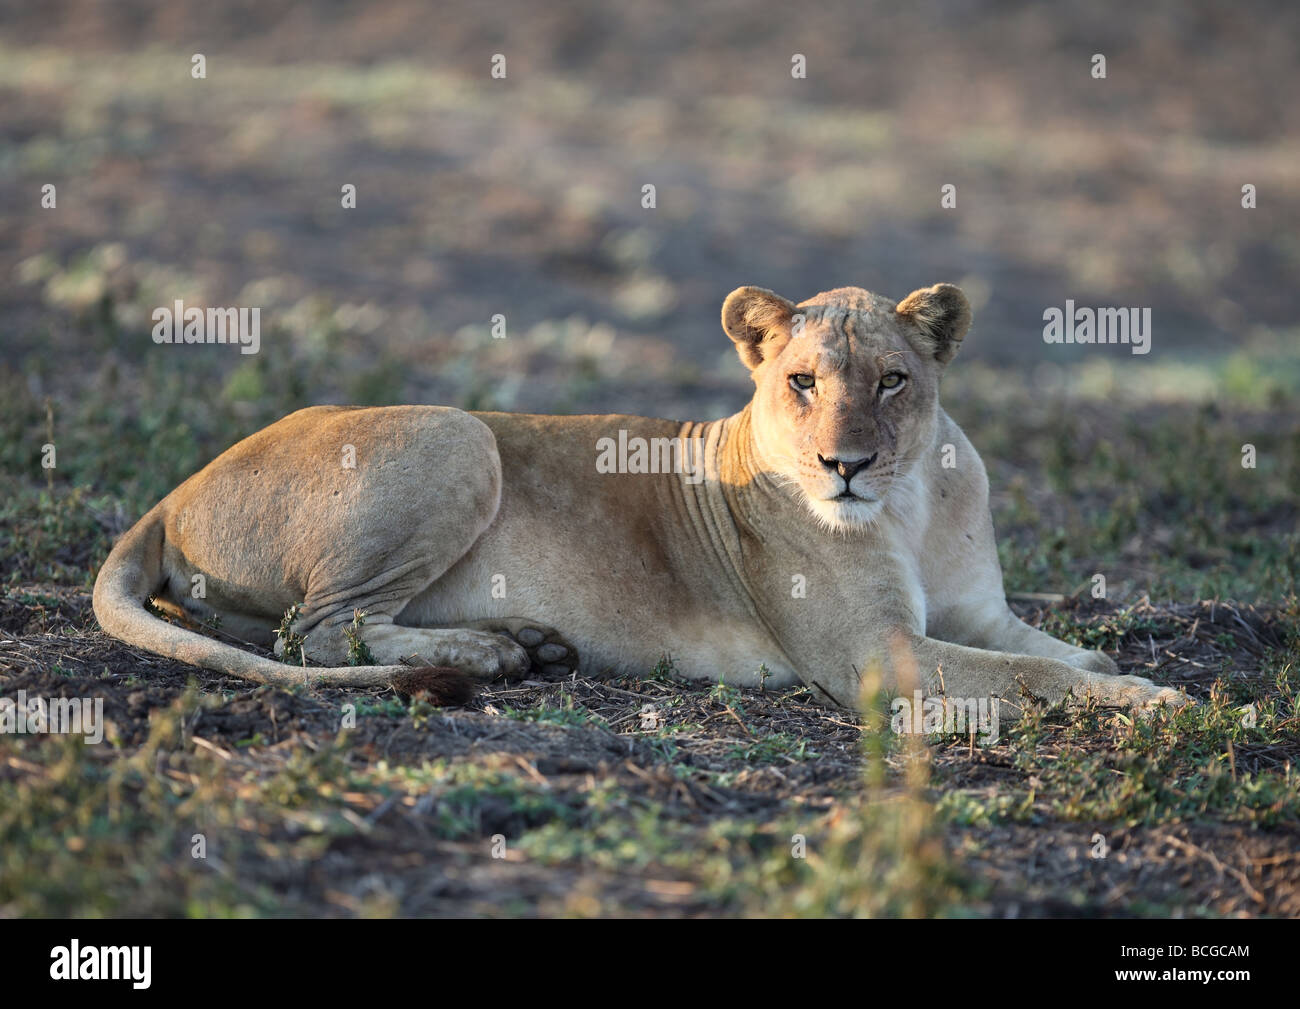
[0,691,104,744]
[595,431,705,484]
[151,300,260,354]
[890,690,999,744]
[50,941,150,989]
[1043,299,1151,355]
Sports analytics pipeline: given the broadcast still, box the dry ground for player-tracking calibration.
[2,583,1297,917]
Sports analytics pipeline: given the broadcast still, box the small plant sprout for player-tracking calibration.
[276,602,306,666]
[344,608,375,666]
[650,653,679,682]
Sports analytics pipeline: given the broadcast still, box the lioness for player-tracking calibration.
[94,283,1186,717]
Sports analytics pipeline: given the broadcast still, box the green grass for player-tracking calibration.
[0,689,278,916]
[501,689,609,729]
[939,635,1300,830]
[726,732,818,764]
[1039,605,1165,652]
[974,396,1300,602]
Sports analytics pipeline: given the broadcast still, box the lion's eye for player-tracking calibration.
[790,374,816,391]
[879,372,906,391]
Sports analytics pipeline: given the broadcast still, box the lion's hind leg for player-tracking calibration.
[291,617,530,682]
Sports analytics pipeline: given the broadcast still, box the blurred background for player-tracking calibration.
[2,0,1298,600]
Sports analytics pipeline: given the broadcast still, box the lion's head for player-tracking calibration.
[721,283,971,531]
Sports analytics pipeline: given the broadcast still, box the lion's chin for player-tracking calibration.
[805,494,885,532]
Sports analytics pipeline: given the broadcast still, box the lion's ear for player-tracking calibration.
[895,283,971,365]
[721,286,797,370]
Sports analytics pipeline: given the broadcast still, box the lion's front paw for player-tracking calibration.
[1064,649,1120,675]
[1071,673,1192,714]
[1131,682,1194,715]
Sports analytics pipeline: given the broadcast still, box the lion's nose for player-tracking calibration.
[818,452,877,480]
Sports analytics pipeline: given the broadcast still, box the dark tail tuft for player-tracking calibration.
[391,666,477,707]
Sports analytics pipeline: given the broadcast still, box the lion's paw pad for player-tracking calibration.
[536,642,568,662]
[465,619,580,680]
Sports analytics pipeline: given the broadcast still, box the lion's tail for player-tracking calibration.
[91,505,474,704]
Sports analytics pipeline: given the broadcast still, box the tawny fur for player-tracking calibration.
[93,283,1188,719]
